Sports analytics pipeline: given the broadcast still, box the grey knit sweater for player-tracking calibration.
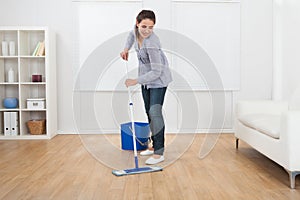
[125,29,172,88]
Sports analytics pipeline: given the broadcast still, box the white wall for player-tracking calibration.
[1,0,298,133]
[238,0,273,100]
[281,0,300,108]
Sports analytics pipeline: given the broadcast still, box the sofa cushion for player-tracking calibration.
[238,114,281,139]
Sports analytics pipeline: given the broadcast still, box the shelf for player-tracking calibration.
[0,27,56,139]
[20,56,45,58]
[0,82,19,85]
[20,85,45,109]
[0,108,19,111]
[0,56,18,58]
[0,30,18,57]
[20,57,45,82]
[19,30,45,56]
[0,56,45,58]
[21,109,46,111]
[0,134,50,140]
[0,57,19,82]
[0,84,19,99]
[20,111,46,136]
[20,82,46,85]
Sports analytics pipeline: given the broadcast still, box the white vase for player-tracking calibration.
[9,41,15,56]
[8,68,15,82]
[2,41,8,56]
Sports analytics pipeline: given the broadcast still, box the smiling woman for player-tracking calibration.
[120,10,173,165]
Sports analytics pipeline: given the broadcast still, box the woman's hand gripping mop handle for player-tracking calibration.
[125,61,139,169]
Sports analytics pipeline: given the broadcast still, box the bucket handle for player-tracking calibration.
[129,126,150,146]
[136,137,150,146]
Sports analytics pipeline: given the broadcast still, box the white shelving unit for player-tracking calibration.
[0,27,57,139]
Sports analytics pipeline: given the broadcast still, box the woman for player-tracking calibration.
[120,10,172,165]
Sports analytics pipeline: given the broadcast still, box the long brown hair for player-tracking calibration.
[136,10,156,25]
[135,10,156,36]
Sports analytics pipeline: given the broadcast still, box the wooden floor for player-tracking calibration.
[0,134,299,200]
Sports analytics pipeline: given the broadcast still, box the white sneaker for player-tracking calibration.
[140,149,154,156]
[145,156,164,165]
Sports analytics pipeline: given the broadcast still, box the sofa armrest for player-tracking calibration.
[236,100,289,117]
[282,110,300,170]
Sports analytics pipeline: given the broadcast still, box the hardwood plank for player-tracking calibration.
[137,173,153,200]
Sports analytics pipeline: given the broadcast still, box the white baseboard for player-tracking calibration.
[56,129,234,134]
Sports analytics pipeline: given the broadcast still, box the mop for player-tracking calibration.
[112,61,163,176]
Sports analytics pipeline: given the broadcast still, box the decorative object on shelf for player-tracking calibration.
[3,97,18,108]
[32,74,42,82]
[27,119,46,135]
[27,98,45,109]
[1,41,8,56]
[7,68,15,82]
[9,41,15,56]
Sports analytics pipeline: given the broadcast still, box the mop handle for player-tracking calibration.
[125,62,133,103]
[125,61,139,168]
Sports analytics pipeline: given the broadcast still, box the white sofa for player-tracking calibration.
[235,100,300,189]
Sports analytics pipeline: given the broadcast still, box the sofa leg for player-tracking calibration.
[285,170,300,189]
[235,138,239,149]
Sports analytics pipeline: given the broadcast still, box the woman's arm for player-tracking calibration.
[121,31,135,60]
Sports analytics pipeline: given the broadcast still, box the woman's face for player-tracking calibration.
[136,18,154,38]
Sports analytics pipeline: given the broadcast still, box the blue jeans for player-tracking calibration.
[141,86,167,155]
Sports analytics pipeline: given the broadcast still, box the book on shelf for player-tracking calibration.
[32,41,45,56]
[32,42,40,56]
[37,41,45,56]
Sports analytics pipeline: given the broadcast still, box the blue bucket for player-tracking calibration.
[121,122,150,151]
